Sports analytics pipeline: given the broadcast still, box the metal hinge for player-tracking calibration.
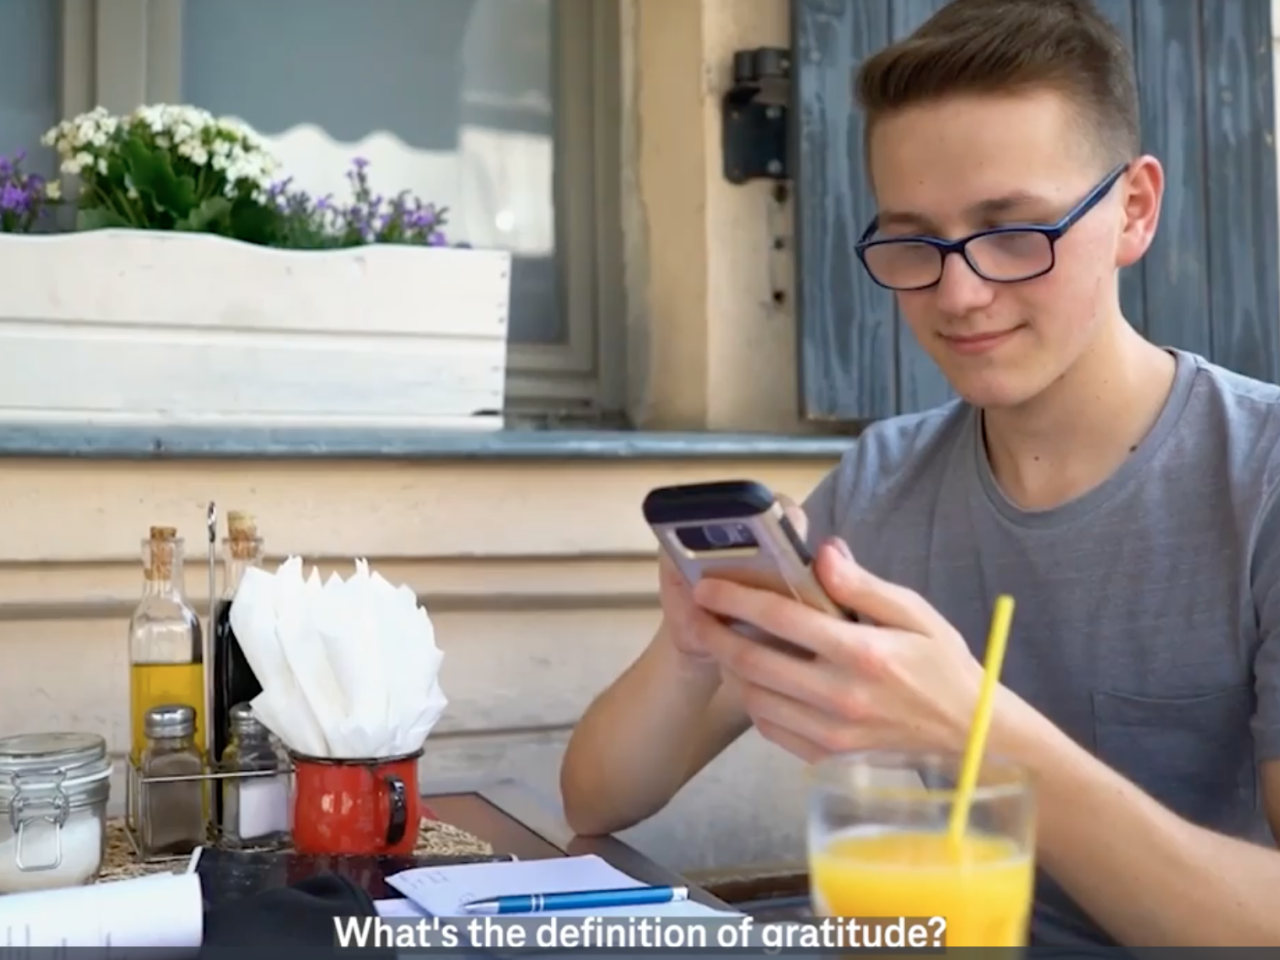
[722,47,791,185]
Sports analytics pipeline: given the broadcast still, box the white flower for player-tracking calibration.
[41,102,282,205]
[44,181,61,201]
[43,105,117,163]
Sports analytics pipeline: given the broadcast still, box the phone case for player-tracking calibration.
[643,481,849,657]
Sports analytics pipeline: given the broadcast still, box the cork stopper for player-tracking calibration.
[145,526,178,581]
[227,511,257,539]
[225,510,261,561]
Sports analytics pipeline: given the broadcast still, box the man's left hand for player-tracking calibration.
[690,537,986,762]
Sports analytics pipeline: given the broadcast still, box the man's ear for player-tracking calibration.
[1116,155,1163,270]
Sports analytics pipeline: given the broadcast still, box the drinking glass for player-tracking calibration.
[807,750,1036,950]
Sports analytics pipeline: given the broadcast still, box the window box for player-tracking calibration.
[0,230,511,431]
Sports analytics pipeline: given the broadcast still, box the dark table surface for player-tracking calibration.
[422,777,740,913]
[423,778,813,919]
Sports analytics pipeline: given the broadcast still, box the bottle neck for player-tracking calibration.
[142,549,186,598]
[222,541,263,599]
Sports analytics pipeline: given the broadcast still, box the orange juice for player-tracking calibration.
[810,828,1033,947]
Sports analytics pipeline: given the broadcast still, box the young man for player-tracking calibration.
[561,0,1280,947]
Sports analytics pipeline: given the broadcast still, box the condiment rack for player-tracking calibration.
[123,756,295,863]
[122,501,291,865]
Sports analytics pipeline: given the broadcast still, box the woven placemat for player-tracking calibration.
[96,816,493,883]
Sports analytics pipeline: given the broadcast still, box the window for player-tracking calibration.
[0,0,60,181]
[49,0,625,423]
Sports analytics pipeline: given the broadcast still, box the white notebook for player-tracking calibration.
[385,853,736,919]
[0,871,203,953]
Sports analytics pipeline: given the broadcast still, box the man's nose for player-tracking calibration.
[934,251,996,315]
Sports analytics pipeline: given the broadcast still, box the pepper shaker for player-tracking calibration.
[138,705,206,858]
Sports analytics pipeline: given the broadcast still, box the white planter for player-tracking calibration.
[0,230,511,431]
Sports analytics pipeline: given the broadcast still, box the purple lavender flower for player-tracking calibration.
[0,182,28,213]
[267,156,456,250]
[0,152,59,234]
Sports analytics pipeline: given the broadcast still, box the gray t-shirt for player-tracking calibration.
[802,348,1280,948]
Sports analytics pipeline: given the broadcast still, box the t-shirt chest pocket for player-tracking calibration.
[1091,686,1257,829]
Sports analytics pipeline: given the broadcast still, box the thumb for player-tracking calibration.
[815,537,954,638]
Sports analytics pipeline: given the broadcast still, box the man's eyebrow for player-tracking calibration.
[876,190,1059,233]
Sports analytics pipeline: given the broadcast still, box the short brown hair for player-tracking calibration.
[855,0,1140,164]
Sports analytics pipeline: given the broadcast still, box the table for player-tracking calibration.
[423,778,732,911]
[423,777,810,918]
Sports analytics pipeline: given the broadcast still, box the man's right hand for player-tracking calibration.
[561,492,808,835]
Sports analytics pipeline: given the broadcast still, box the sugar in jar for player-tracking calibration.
[0,732,112,893]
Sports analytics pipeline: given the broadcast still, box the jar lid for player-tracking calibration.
[145,704,196,738]
[0,732,112,805]
[229,702,264,732]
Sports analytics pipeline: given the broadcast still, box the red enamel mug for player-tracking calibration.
[288,748,423,856]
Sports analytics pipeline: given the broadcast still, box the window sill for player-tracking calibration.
[0,424,855,460]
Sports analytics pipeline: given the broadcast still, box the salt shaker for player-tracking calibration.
[219,703,290,850]
[138,705,206,857]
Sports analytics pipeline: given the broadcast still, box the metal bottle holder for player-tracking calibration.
[122,756,295,863]
[122,501,295,864]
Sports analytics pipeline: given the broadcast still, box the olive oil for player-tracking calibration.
[129,661,205,764]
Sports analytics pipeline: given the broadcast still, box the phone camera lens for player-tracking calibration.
[702,523,756,548]
[703,524,734,548]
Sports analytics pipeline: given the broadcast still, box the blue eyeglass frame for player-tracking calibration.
[853,163,1130,291]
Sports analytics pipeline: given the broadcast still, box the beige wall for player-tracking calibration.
[0,0,835,874]
[624,0,810,434]
[0,456,836,872]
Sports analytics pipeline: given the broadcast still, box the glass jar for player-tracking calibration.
[0,732,112,894]
[138,704,207,858]
[219,702,290,850]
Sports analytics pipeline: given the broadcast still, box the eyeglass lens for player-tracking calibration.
[863,231,1054,290]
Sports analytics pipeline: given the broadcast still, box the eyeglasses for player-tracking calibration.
[854,164,1129,292]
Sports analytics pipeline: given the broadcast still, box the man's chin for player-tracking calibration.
[944,370,1042,410]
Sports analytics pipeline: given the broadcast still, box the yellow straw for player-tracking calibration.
[946,594,1016,847]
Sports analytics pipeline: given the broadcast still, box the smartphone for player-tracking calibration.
[642,480,849,655]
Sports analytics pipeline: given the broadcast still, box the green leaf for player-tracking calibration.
[227,199,279,247]
[76,207,131,231]
[174,197,232,233]
[119,138,197,221]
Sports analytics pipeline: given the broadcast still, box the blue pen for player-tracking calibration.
[461,884,689,915]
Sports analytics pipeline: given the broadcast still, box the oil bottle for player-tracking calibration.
[211,511,265,792]
[128,526,205,764]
